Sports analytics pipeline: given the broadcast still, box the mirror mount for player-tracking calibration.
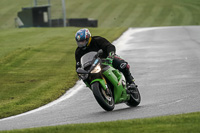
[76,68,89,74]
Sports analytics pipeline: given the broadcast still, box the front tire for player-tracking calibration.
[91,82,114,111]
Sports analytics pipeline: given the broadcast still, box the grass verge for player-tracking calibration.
[0,27,127,119]
[0,112,200,133]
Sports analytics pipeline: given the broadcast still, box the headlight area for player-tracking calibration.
[91,63,101,73]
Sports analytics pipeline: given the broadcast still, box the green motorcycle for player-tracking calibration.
[76,50,141,111]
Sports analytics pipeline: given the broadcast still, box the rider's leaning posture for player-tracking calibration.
[75,28,137,90]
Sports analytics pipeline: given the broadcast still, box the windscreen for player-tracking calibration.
[80,52,97,68]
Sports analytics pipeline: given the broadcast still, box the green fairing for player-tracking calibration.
[102,67,130,103]
[90,57,113,90]
[90,79,107,90]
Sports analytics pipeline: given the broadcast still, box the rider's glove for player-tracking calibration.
[107,51,115,59]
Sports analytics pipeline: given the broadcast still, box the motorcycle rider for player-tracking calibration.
[75,28,137,89]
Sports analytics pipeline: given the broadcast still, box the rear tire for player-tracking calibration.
[126,86,141,107]
[92,82,114,111]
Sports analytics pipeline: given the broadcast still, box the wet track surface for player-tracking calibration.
[1,26,200,130]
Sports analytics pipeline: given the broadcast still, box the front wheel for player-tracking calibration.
[126,86,141,107]
[91,82,114,111]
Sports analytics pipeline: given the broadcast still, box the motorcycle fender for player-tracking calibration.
[90,79,107,91]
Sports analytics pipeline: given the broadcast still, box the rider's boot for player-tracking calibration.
[124,70,138,90]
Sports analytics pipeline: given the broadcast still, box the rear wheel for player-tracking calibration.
[126,86,141,107]
[92,82,114,111]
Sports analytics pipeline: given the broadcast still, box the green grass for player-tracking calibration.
[1,112,200,133]
[0,27,126,119]
[1,0,200,29]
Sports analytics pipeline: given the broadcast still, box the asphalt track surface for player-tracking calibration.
[1,26,200,131]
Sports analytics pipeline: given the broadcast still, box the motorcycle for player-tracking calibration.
[76,49,141,111]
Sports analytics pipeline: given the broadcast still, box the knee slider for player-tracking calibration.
[119,62,130,73]
[120,63,127,69]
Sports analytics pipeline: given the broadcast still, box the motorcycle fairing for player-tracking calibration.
[102,67,130,103]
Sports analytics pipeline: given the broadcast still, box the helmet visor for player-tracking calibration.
[77,40,87,48]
